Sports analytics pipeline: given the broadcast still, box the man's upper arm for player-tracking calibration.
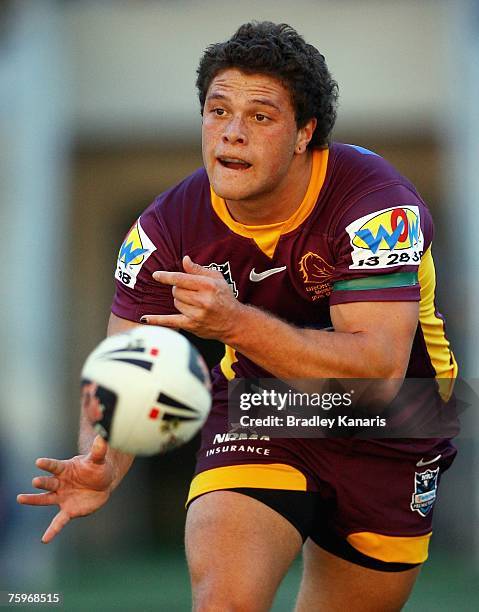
[330,300,419,379]
[107,312,142,337]
[324,179,432,377]
[111,200,179,323]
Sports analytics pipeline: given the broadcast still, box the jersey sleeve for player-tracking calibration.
[111,199,179,322]
[329,183,433,306]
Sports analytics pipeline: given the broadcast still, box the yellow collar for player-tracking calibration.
[210,148,329,258]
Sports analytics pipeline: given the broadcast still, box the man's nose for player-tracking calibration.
[222,116,247,144]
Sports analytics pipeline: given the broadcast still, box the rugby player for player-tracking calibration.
[18,22,457,611]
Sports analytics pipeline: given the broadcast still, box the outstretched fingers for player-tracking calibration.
[88,434,108,464]
[17,492,57,506]
[41,509,71,544]
[32,476,59,492]
[152,270,206,290]
[182,255,224,279]
[140,313,189,328]
[35,457,65,476]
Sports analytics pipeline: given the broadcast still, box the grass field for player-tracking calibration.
[19,547,473,611]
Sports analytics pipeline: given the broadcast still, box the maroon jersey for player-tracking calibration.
[112,142,456,389]
[112,143,458,566]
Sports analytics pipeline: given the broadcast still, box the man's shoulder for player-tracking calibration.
[134,166,221,256]
[329,142,409,187]
[323,143,433,253]
[151,166,210,215]
[323,142,424,217]
[137,167,210,231]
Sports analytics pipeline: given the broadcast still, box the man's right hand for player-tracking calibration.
[17,435,115,544]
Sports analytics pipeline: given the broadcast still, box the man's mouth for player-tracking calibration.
[217,157,252,171]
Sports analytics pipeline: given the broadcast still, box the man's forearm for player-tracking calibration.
[78,312,140,489]
[225,303,411,380]
[147,262,417,381]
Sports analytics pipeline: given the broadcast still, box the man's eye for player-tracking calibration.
[255,114,267,122]
[214,108,225,116]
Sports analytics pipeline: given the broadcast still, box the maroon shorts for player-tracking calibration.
[187,397,457,571]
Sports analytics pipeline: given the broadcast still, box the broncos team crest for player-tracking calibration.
[299,252,334,300]
[410,467,439,517]
[115,219,156,288]
[206,261,239,297]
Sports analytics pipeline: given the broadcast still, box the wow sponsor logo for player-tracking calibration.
[345,206,424,269]
[115,219,156,288]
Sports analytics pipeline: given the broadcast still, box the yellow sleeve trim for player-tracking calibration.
[418,246,458,401]
[347,531,432,564]
[187,463,308,506]
[220,344,237,381]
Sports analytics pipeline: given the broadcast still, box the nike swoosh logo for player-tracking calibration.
[249,266,287,282]
[416,454,442,467]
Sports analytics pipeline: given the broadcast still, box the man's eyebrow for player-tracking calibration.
[250,98,281,111]
[205,92,281,111]
[205,92,228,102]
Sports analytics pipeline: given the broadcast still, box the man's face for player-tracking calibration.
[202,69,303,204]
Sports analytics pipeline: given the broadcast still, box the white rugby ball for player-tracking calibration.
[81,326,211,455]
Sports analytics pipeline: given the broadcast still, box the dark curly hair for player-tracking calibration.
[196,21,338,149]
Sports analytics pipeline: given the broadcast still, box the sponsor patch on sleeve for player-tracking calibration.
[345,206,424,269]
[115,219,156,288]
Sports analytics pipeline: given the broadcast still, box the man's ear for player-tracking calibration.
[295,117,317,154]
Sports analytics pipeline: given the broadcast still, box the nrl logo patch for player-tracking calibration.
[410,467,439,517]
[206,261,239,297]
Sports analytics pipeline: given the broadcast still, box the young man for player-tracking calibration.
[18,22,457,611]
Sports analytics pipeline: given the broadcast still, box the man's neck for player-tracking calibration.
[225,152,313,226]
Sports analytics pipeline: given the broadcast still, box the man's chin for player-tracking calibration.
[210,182,256,202]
